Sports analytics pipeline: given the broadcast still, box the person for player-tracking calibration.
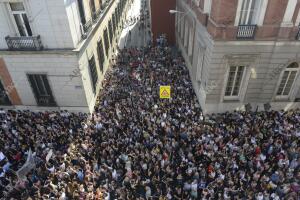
[0,37,299,200]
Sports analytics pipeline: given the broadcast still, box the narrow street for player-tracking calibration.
[1,0,300,199]
[118,0,151,48]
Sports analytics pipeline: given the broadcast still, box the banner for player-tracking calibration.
[16,149,35,180]
[46,149,53,163]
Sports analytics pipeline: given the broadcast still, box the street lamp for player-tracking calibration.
[169,9,184,14]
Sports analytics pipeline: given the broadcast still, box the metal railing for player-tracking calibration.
[80,1,113,39]
[5,35,43,50]
[95,8,103,21]
[92,12,98,22]
[236,25,257,39]
[36,95,56,107]
[81,19,93,38]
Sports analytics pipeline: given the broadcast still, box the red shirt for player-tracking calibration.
[255,147,261,155]
[13,152,22,161]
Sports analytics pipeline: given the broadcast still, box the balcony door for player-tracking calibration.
[77,0,86,25]
[238,0,260,25]
[27,74,57,106]
[9,2,32,36]
[90,0,96,20]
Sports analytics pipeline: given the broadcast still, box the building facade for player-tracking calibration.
[0,0,131,112]
[150,0,176,45]
[175,0,300,113]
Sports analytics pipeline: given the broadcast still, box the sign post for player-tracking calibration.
[160,86,171,99]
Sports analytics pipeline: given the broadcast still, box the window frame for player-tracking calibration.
[103,28,110,57]
[97,39,105,73]
[27,74,57,107]
[188,24,194,61]
[234,0,268,26]
[275,63,299,100]
[88,55,98,94]
[239,0,258,25]
[184,20,189,49]
[180,15,185,40]
[203,0,212,14]
[89,0,96,20]
[77,0,86,25]
[223,65,247,101]
[195,44,206,84]
[8,2,32,36]
[108,19,113,44]
[112,13,116,35]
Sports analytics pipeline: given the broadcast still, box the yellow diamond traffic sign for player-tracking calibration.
[160,86,171,99]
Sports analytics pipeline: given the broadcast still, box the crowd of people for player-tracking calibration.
[0,40,300,200]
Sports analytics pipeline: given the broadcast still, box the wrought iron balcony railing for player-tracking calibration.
[81,19,93,38]
[236,25,257,39]
[92,12,98,22]
[5,35,43,50]
[96,9,102,20]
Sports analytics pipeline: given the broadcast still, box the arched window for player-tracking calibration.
[276,62,299,97]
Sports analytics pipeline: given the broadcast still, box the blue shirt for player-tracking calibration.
[77,170,84,181]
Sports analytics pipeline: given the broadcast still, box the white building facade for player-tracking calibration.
[176,0,300,114]
[0,0,131,112]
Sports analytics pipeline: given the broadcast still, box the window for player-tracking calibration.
[97,40,105,72]
[180,16,185,40]
[99,0,104,10]
[90,0,96,20]
[225,66,245,97]
[0,80,11,105]
[204,0,212,14]
[184,21,189,49]
[195,46,205,83]
[88,55,98,93]
[115,8,119,27]
[27,74,56,106]
[188,27,194,59]
[112,13,116,34]
[239,0,260,25]
[77,0,86,24]
[103,28,110,57]
[9,2,32,36]
[176,11,180,31]
[276,62,299,97]
[117,4,121,26]
[108,19,113,43]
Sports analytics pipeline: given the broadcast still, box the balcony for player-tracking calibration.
[92,12,97,22]
[81,19,93,38]
[92,9,103,23]
[97,8,103,16]
[80,0,115,40]
[236,25,257,39]
[5,35,43,51]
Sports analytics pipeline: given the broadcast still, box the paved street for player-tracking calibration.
[118,0,151,48]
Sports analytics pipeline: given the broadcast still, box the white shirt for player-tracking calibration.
[256,194,264,200]
[183,182,191,190]
[191,182,198,191]
[0,152,5,161]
